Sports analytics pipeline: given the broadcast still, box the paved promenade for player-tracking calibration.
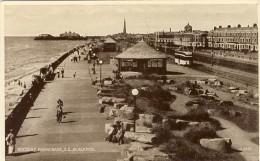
[6,58,121,161]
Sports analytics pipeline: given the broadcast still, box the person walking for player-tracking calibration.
[116,124,124,145]
[56,68,60,78]
[57,99,63,107]
[56,104,63,123]
[61,68,64,78]
[6,129,15,155]
[73,72,76,79]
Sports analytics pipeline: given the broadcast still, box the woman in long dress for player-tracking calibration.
[6,129,15,155]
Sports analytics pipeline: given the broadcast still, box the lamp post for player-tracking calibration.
[131,89,139,132]
[99,60,103,84]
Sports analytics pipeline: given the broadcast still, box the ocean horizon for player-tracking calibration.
[5,36,86,82]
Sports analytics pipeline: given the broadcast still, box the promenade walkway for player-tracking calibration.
[6,57,121,161]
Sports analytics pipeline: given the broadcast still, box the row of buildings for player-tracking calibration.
[154,23,258,51]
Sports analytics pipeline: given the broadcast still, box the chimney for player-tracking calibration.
[237,24,241,28]
[170,28,171,32]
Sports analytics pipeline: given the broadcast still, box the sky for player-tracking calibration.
[3,3,258,36]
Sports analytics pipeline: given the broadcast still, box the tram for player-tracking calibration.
[174,46,193,65]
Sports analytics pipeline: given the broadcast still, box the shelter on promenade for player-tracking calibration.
[115,40,167,73]
[103,37,117,52]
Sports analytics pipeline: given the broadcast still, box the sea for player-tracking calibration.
[5,37,86,82]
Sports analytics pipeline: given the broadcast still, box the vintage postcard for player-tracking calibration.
[1,1,259,161]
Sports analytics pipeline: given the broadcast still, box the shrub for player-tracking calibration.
[153,125,172,145]
[183,123,218,143]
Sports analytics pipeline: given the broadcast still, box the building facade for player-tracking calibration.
[207,24,258,51]
[155,24,208,48]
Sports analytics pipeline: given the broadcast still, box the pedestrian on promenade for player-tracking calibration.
[105,124,118,142]
[61,68,64,78]
[87,54,91,63]
[73,72,76,79]
[92,77,98,85]
[56,104,63,123]
[78,55,81,61]
[23,82,26,89]
[92,67,96,74]
[56,68,60,78]
[57,99,63,107]
[6,129,15,155]
[116,124,124,145]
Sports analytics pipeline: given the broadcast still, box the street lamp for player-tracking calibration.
[99,60,103,84]
[131,89,139,132]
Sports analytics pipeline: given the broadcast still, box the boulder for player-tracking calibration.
[128,142,153,151]
[162,119,171,130]
[207,109,220,116]
[101,97,114,104]
[114,118,134,131]
[122,147,169,161]
[168,86,178,91]
[109,108,122,117]
[119,111,134,120]
[138,114,156,124]
[113,98,125,103]
[174,119,190,129]
[136,126,153,133]
[99,105,106,113]
[124,132,157,144]
[200,138,232,153]
[120,106,134,113]
[105,123,113,134]
[188,121,200,126]
[114,103,127,109]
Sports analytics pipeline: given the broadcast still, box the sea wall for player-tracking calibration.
[5,45,84,136]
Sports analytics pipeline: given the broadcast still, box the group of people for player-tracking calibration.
[55,68,65,78]
[8,79,27,89]
[105,123,124,145]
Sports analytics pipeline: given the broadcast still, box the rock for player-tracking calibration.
[114,118,134,131]
[136,126,153,133]
[114,103,127,109]
[109,108,122,117]
[120,111,134,120]
[105,123,113,134]
[128,142,153,151]
[188,121,200,126]
[113,98,125,103]
[138,114,156,124]
[162,119,171,130]
[99,105,106,113]
[174,119,190,130]
[207,109,220,115]
[120,106,134,113]
[200,138,232,152]
[169,86,178,91]
[124,132,157,144]
[101,97,114,104]
[122,147,169,161]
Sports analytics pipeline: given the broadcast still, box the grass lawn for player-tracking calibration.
[251,137,259,145]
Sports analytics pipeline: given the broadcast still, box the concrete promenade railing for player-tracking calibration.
[5,45,85,138]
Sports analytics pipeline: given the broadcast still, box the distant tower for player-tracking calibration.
[123,19,126,35]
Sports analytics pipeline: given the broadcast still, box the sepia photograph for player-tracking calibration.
[1,1,259,161]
